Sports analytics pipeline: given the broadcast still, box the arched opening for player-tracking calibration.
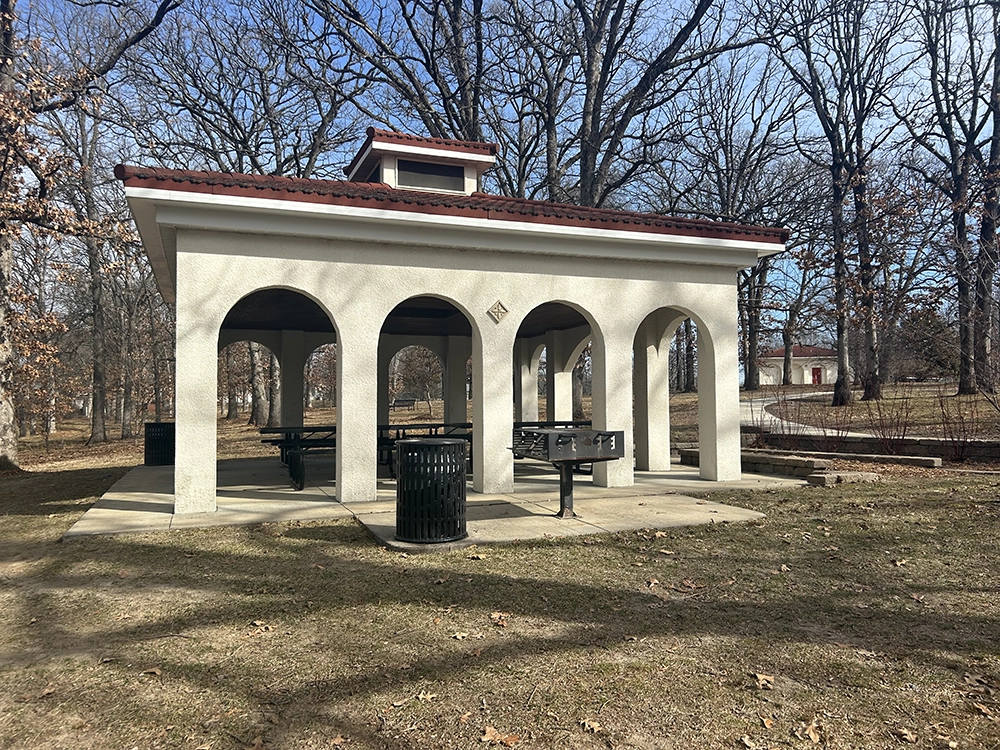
[217,287,338,485]
[513,302,593,425]
[377,295,475,479]
[632,308,697,472]
[378,295,474,424]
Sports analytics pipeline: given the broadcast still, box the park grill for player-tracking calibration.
[511,428,625,518]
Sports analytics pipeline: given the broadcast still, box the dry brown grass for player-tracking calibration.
[758,384,1000,441]
[3,416,1000,748]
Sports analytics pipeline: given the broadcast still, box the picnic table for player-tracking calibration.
[261,420,593,491]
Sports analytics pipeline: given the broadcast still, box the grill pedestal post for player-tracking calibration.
[556,463,577,518]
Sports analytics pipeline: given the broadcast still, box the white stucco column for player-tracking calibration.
[337,325,379,502]
[698,316,742,481]
[545,328,588,422]
[173,252,220,514]
[635,312,683,471]
[592,324,634,488]
[634,322,671,471]
[279,330,306,427]
[514,340,540,423]
[444,336,471,424]
[377,340,394,426]
[473,322,514,494]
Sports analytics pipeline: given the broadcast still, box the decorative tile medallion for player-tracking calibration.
[487,300,509,324]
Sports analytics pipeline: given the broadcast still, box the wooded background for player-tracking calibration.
[1,0,997,467]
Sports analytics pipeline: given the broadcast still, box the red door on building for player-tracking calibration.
[812,367,823,385]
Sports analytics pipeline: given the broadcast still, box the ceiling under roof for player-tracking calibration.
[221,292,589,339]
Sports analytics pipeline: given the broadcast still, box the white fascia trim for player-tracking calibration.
[344,143,373,181]
[372,141,496,165]
[125,186,782,263]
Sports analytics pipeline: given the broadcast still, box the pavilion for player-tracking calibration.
[116,128,788,514]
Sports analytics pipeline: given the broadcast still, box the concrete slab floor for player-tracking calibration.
[64,456,803,550]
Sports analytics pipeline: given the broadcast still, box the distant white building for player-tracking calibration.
[759,345,838,386]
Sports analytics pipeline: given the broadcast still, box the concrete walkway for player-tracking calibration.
[65,456,802,551]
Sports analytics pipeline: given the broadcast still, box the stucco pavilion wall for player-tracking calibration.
[173,228,742,512]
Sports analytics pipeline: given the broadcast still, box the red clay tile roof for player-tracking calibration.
[344,127,498,178]
[763,345,837,358]
[368,127,499,156]
[114,164,789,245]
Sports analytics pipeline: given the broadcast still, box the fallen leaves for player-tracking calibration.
[973,702,996,719]
[579,718,601,733]
[480,726,519,746]
[794,717,822,744]
[754,673,774,690]
[246,620,272,637]
[489,612,509,628]
[896,728,918,743]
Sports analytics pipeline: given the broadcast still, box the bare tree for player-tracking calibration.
[759,0,911,404]
[0,0,179,467]
[304,0,487,142]
[897,0,1000,393]
[660,48,814,389]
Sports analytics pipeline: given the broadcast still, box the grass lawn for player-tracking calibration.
[2,418,999,748]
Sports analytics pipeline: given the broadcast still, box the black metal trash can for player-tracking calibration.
[144,421,175,466]
[395,438,468,543]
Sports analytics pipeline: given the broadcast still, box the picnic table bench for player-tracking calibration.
[260,425,337,490]
[391,398,417,411]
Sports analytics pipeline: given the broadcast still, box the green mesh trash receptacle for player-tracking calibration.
[144,422,175,466]
[395,438,468,543]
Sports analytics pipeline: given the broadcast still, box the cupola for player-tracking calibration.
[344,127,498,196]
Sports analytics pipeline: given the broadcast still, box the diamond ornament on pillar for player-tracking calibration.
[488,300,509,324]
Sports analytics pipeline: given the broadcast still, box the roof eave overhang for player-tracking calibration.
[125,186,786,304]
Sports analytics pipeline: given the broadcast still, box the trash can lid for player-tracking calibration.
[396,438,467,446]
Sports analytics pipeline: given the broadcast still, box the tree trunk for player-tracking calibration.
[84,236,109,445]
[976,198,998,392]
[266,351,280,428]
[672,327,684,391]
[955,210,976,395]
[684,319,696,392]
[225,345,239,419]
[247,342,269,427]
[147,298,164,421]
[830,168,853,407]
[742,260,769,392]
[572,361,585,420]
[121,351,134,439]
[853,167,881,401]
[0,231,16,469]
[781,329,794,385]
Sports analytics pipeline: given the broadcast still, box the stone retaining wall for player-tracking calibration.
[680,448,827,477]
[742,428,998,463]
